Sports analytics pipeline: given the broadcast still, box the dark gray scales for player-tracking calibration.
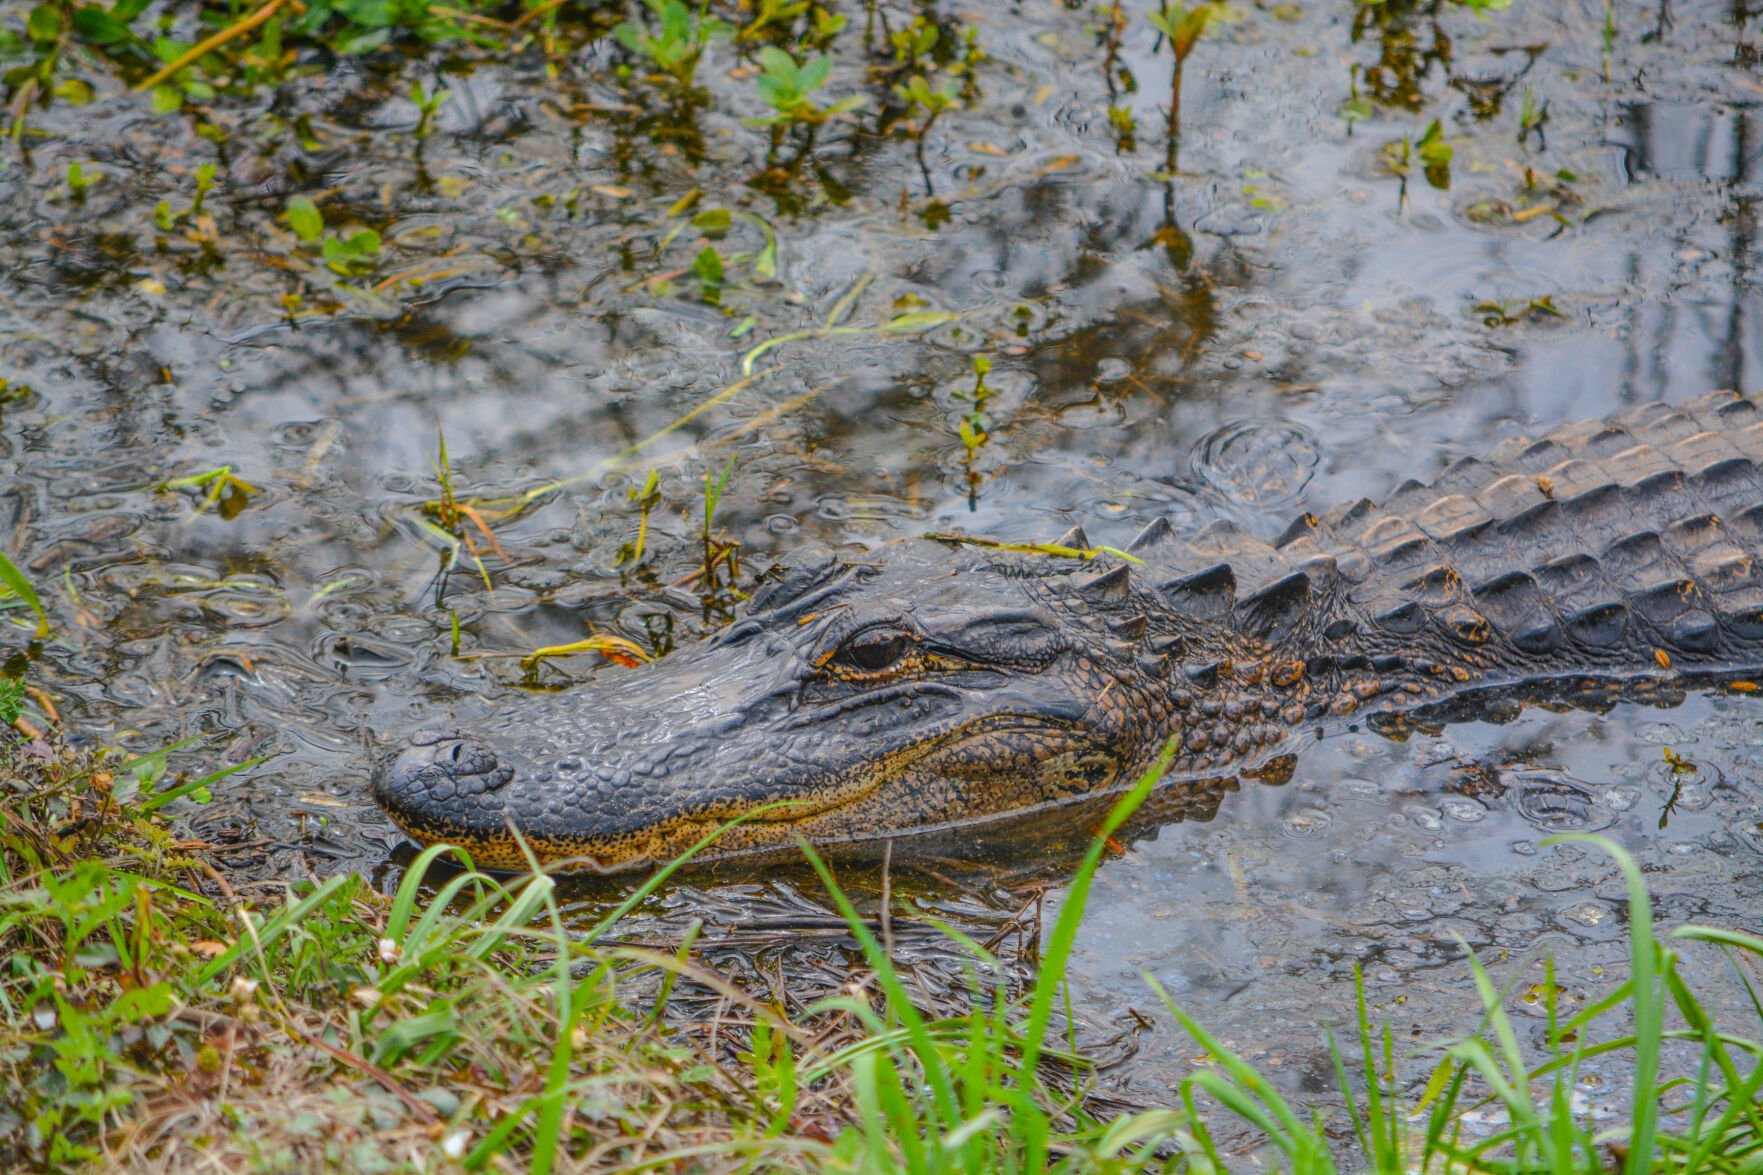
[1129,390,1763,670]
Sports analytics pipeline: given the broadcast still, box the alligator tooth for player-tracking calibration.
[1126,517,1179,556]
[1076,563,1132,603]
[1053,525,1092,551]
[1108,613,1148,640]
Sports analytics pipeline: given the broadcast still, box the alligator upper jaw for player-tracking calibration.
[376,715,1098,874]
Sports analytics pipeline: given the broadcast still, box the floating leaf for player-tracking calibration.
[881,310,957,332]
[286,196,323,243]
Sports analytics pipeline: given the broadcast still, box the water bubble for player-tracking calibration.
[1191,419,1321,510]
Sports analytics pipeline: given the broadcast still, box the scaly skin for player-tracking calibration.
[375,390,1763,871]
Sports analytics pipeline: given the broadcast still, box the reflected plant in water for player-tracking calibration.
[409,77,449,136]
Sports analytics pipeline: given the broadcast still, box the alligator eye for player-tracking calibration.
[833,628,911,674]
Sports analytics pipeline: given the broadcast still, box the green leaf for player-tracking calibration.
[150,84,182,114]
[0,548,49,639]
[757,46,795,82]
[1172,6,1211,60]
[52,77,93,104]
[334,0,395,28]
[286,196,323,243]
[26,4,61,42]
[322,229,381,274]
[693,245,723,289]
[691,207,731,237]
[797,53,830,94]
[881,310,957,332]
[71,6,133,45]
[1417,119,1452,163]
[109,982,174,1024]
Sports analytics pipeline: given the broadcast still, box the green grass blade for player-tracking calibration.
[385,842,485,942]
[1545,834,1660,1172]
[796,840,961,1124]
[1020,739,1176,1078]
[193,874,355,985]
[0,548,49,639]
[138,756,266,814]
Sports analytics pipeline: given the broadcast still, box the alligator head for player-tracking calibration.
[373,537,1282,872]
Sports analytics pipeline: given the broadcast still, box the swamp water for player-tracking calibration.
[2,0,1761,1137]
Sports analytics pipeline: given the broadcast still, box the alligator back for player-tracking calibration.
[1132,390,1763,684]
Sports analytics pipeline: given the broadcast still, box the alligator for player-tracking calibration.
[375,390,1763,872]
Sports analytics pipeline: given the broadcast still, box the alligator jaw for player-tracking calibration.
[375,712,1102,873]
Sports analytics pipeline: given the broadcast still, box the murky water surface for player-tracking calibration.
[3,0,1761,1120]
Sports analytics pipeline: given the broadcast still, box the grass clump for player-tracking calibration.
[2,721,1762,1171]
[0,729,737,1169]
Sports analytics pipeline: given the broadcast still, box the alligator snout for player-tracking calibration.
[373,728,519,845]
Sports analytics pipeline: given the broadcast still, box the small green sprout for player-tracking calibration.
[285,196,323,243]
[1518,84,1547,148]
[190,161,217,215]
[1383,119,1452,195]
[66,161,95,201]
[699,456,740,602]
[322,229,382,276]
[956,356,994,508]
[613,0,729,89]
[1146,3,1219,171]
[745,46,863,129]
[410,79,450,137]
[891,74,959,140]
[693,245,724,302]
[156,466,261,519]
[737,0,807,42]
[617,470,663,567]
[1416,118,1453,186]
[887,16,936,69]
